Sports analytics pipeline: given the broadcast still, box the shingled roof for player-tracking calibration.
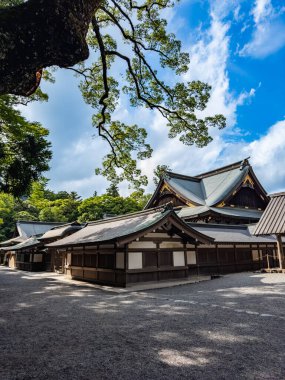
[39,222,82,241]
[189,223,275,244]
[1,236,41,252]
[46,206,213,248]
[0,221,65,247]
[254,192,285,235]
[146,158,268,209]
[177,205,263,221]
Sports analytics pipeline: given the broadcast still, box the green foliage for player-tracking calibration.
[0,95,52,197]
[0,193,17,240]
[106,183,120,197]
[72,0,226,190]
[0,179,151,240]
[153,165,172,185]
[78,194,142,222]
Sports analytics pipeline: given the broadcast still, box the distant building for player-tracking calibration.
[146,158,269,225]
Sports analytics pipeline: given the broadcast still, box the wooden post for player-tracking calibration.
[276,234,285,270]
[266,254,270,270]
[234,244,237,272]
[157,242,160,281]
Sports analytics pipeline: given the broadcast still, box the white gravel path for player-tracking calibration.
[0,267,285,380]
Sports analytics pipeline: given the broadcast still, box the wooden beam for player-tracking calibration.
[276,235,285,270]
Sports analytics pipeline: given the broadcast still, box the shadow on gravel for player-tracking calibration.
[0,267,284,380]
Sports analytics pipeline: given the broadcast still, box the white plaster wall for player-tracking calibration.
[160,241,183,249]
[128,252,143,269]
[66,253,72,265]
[129,241,156,249]
[173,251,185,267]
[187,251,197,265]
[144,232,169,238]
[116,252,125,269]
[252,250,259,261]
[33,254,43,263]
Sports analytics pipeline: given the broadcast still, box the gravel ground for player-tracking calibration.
[0,267,285,380]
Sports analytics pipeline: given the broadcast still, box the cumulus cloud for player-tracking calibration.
[239,0,285,58]
[139,4,284,195]
[47,132,110,198]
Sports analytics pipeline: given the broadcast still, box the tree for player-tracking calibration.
[0,95,52,197]
[0,1,226,192]
[106,183,120,197]
[153,165,172,185]
[27,180,81,222]
[78,194,141,222]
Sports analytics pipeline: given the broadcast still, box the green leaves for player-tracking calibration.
[71,0,226,190]
[0,95,52,197]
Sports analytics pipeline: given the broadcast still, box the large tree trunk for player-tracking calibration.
[0,0,101,96]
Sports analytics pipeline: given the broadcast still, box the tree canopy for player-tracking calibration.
[0,0,226,193]
[0,180,152,240]
[0,95,52,197]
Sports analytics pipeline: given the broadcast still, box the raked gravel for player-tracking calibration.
[0,267,285,380]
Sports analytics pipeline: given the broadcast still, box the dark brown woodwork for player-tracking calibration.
[226,187,267,209]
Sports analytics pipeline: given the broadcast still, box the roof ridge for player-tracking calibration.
[49,221,81,230]
[187,222,249,230]
[195,158,250,179]
[87,204,171,226]
[165,171,201,182]
[16,220,66,225]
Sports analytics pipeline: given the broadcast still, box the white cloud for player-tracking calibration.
[47,133,109,198]
[252,0,274,24]
[239,0,285,58]
[246,119,285,191]
[138,7,283,195]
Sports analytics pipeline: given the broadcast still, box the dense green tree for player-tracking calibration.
[129,191,152,209]
[78,194,141,222]
[0,193,17,240]
[0,95,52,197]
[38,198,80,222]
[106,183,120,197]
[1,0,226,193]
[153,165,172,185]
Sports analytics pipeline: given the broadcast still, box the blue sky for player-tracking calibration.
[21,0,285,198]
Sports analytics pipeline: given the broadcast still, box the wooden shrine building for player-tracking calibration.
[0,221,81,271]
[0,220,64,268]
[46,205,213,287]
[146,158,269,225]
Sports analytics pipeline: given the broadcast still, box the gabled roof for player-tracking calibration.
[1,236,41,252]
[46,205,213,248]
[189,223,276,244]
[39,222,82,241]
[254,192,285,235]
[146,158,268,209]
[0,236,26,247]
[0,221,66,247]
[16,220,65,239]
[177,206,263,220]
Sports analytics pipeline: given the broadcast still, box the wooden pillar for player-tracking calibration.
[184,242,187,278]
[156,242,160,281]
[195,242,199,276]
[216,244,220,274]
[257,243,262,269]
[233,244,237,272]
[276,235,285,270]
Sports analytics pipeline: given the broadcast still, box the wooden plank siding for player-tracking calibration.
[62,232,190,287]
[188,242,280,275]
